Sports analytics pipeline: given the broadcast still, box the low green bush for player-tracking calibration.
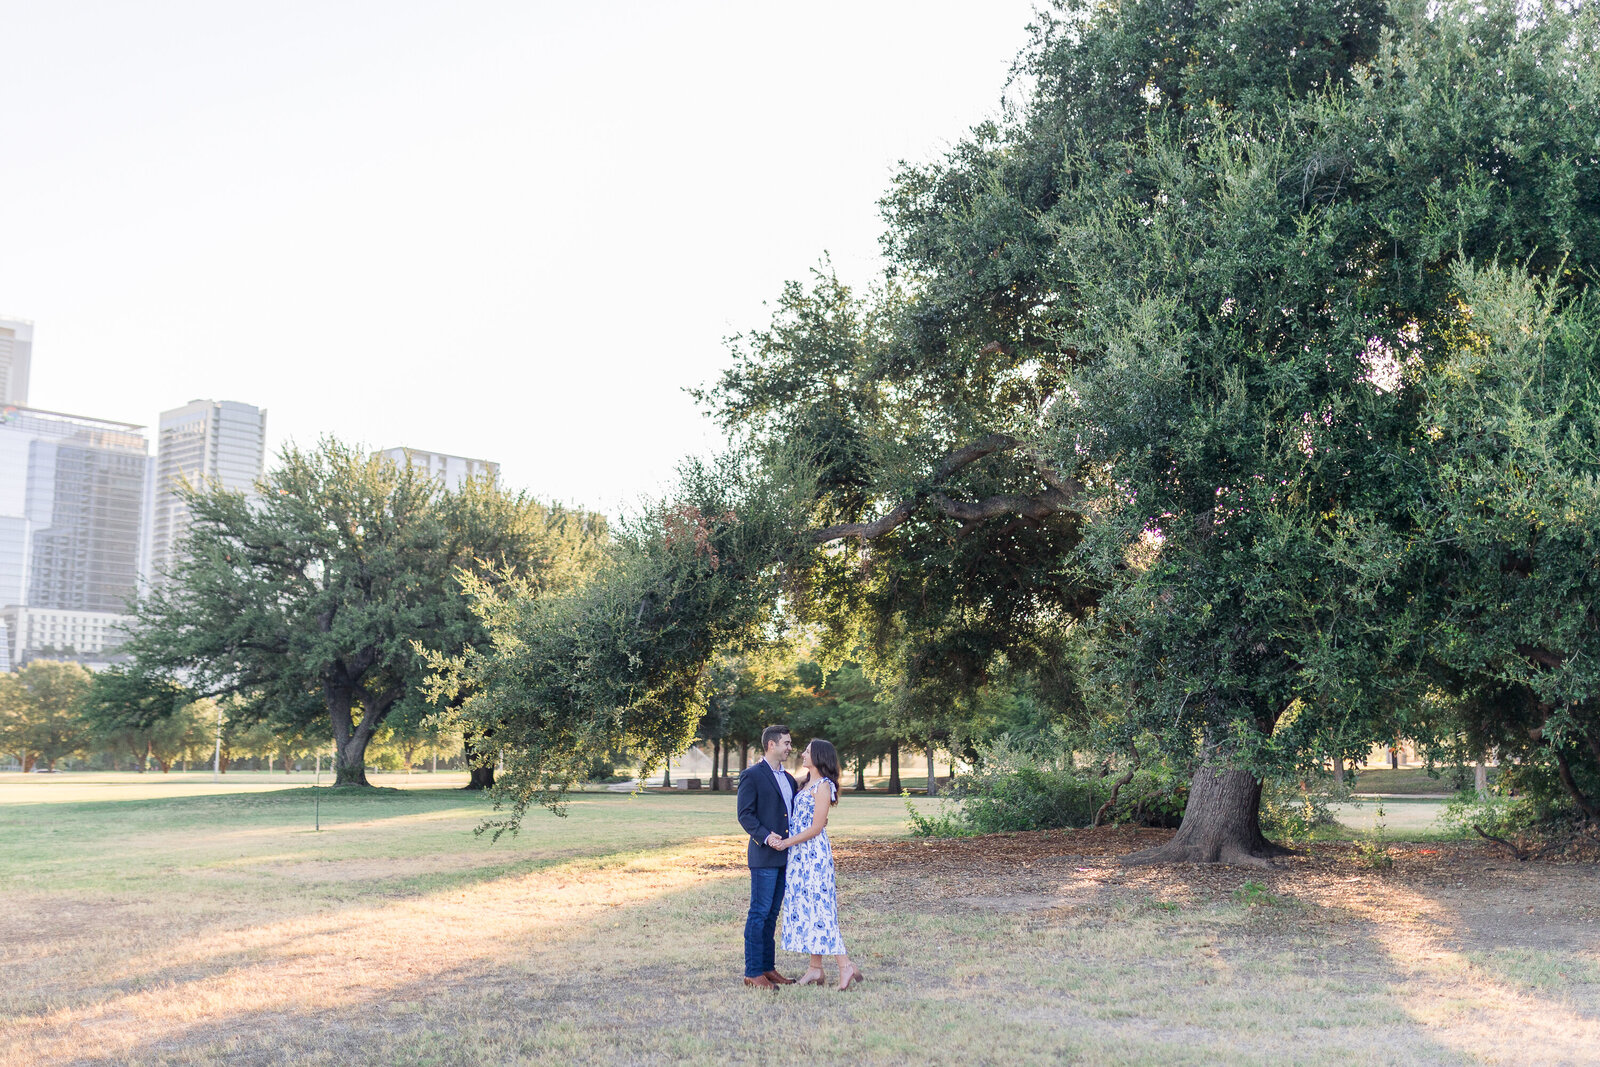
[904,792,971,837]
[907,735,1192,836]
[1259,775,1340,840]
[956,764,1107,833]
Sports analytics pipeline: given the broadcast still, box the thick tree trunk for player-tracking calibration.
[887,742,901,794]
[739,743,748,771]
[710,739,720,791]
[1553,749,1600,821]
[461,739,496,790]
[855,759,866,792]
[1332,755,1345,784]
[1122,755,1295,868]
[722,743,731,779]
[326,685,372,787]
[333,734,371,787]
[925,743,938,797]
[1475,759,1488,798]
[325,679,403,788]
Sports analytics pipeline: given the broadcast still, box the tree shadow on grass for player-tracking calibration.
[11,842,1528,1067]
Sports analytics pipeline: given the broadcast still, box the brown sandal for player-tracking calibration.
[837,964,864,991]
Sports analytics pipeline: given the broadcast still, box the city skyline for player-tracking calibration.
[0,1,1039,516]
[0,324,505,667]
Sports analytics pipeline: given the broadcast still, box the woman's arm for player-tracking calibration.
[780,783,833,846]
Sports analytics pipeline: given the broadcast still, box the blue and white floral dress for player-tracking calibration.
[780,779,846,955]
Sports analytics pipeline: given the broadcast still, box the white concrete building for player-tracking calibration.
[146,399,267,584]
[377,447,499,490]
[0,317,32,406]
[0,605,132,670]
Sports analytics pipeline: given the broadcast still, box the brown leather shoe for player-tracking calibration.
[764,970,795,985]
[744,975,778,990]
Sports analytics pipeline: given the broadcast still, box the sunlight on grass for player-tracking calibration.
[0,774,1595,1066]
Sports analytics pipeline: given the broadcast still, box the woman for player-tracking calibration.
[777,738,864,990]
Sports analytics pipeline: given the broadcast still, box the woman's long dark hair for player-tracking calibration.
[806,739,841,802]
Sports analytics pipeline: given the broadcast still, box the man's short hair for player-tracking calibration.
[761,724,791,751]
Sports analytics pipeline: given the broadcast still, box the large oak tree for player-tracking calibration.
[437,0,1600,862]
[124,439,606,786]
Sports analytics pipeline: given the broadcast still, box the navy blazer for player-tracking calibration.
[736,760,797,868]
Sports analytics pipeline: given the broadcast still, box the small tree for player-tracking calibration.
[0,661,93,771]
[82,666,196,772]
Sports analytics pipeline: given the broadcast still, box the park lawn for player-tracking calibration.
[1351,767,1501,796]
[1,775,1597,1066]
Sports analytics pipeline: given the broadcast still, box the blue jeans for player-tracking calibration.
[744,865,787,977]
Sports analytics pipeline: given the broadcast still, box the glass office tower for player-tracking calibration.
[146,400,267,584]
[0,407,150,666]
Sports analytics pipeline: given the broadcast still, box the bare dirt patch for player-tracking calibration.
[838,828,1600,937]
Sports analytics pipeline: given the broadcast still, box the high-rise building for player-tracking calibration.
[0,406,150,667]
[0,317,32,406]
[377,447,499,490]
[146,400,267,583]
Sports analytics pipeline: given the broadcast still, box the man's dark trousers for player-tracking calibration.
[737,760,797,978]
[744,866,786,978]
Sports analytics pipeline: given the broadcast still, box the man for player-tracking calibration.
[736,724,797,989]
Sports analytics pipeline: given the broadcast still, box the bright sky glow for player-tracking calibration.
[1,0,1039,515]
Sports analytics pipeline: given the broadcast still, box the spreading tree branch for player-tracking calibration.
[1094,744,1141,828]
[809,434,1081,544]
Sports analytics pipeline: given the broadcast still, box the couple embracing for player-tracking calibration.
[736,724,864,991]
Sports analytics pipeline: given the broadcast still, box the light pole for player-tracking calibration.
[211,702,223,782]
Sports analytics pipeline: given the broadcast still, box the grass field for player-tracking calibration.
[1351,767,1500,796]
[2,773,1597,1066]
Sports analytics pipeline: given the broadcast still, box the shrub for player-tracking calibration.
[1259,774,1339,841]
[956,764,1108,833]
[1442,757,1599,860]
[1119,766,1189,828]
[904,792,970,837]
[1355,798,1395,870]
[907,735,1192,836]
[1441,787,1555,860]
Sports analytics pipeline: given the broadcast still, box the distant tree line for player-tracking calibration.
[1,439,608,788]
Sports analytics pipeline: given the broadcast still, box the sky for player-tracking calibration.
[1,0,1041,516]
